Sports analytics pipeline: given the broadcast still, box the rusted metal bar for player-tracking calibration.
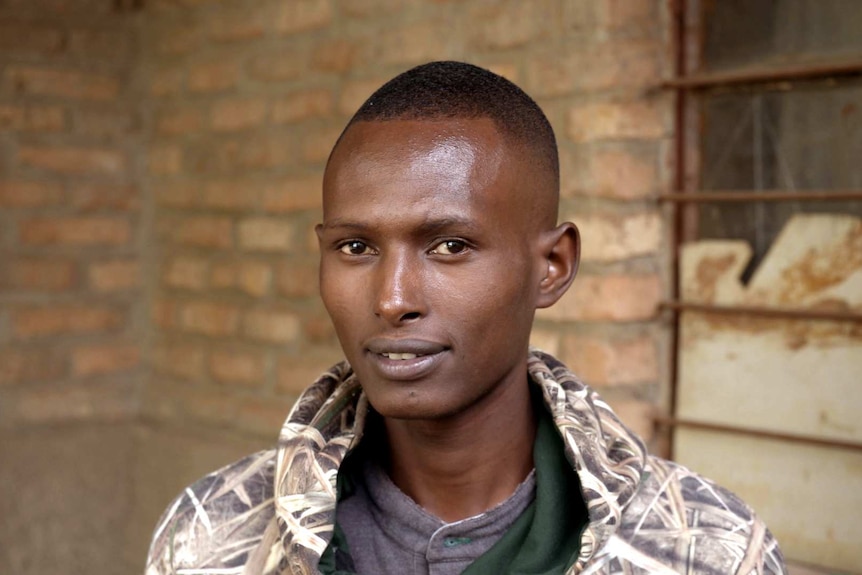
[657,190,862,203]
[660,301,862,323]
[667,0,688,445]
[655,415,862,454]
[661,58,862,89]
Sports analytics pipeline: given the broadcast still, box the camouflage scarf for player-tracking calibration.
[146,350,785,575]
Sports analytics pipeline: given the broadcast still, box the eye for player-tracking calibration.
[430,239,468,255]
[338,240,375,256]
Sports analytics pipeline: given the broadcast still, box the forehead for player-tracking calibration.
[322,118,530,223]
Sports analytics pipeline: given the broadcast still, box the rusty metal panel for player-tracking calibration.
[674,213,862,571]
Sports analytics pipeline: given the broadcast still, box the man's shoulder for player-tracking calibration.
[145,449,279,575]
[604,454,786,573]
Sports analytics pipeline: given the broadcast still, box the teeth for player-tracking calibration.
[383,353,418,360]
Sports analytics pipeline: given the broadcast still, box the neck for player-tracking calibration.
[381,376,537,523]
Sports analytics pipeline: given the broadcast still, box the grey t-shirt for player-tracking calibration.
[337,459,537,575]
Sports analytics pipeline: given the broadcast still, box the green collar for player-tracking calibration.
[320,385,589,574]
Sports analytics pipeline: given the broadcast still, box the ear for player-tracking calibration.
[536,222,580,309]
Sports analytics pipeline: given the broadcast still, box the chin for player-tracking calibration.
[365,392,461,422]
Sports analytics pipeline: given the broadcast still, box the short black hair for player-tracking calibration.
[337,61,559,193]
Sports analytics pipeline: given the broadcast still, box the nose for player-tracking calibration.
[374,250,424,325]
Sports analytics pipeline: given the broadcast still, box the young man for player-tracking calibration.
[146,62,785,575]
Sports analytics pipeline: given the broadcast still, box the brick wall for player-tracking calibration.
[0,1,673,571]
[140,0,673,445]
[0,0,144,429]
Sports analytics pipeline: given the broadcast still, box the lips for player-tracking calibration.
[364,338,448,380]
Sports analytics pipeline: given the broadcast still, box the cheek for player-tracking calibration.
[319,266,358,330]
[438,260,535,334]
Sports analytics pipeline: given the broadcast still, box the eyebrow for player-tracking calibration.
[321,215,481,236]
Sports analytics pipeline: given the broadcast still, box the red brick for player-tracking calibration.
[18,146,125,175]
[0,23,64,55]
[567,99,667,142]
[610,399,656,442]
[238,136,296,170]
[529,328,562,356]
[339,77,387,115]
[537,274,662,322]
[277,355,339,394]
[12,304,125,339]
[376,21,447,66]
[152,341,205,381]
[576,145,659,199]
[274,0,333,34]
[600,0,659,33]
[3,0,109,11]
[0,105,65,132]
[74,107,137,138]
[168,215,234,249]
[0,348,67,386]
[195,136,296,173]
[469,0,558,50]
[562,335,658,386]
[574,211,662,262]
[206,5,267,42]
[527,43,661,98]
[151,298,179,330]
[276,260,318,298]
[67,184,141,211]
[182,391,239,427]
[163,256,209,290]
[156,107,204,135]
[68,29,132,62]
[312,39,357,73]
[0,181,63,208]
[210,260,272,297]
[88,260,139,292]
[199,180,259,211]
[236,397,295,436]
[180,300,241,336]
[485,63,520,84]
[9,381,136,425]
[149,66,185,98]
[71,343,140,377]
[209,348,266,386]
[87,106,138,142]
[6,66,120,101]
[272,89,333,124]
[237,217,295,252]
[154,181,197,208]
[242,309,301,343]
[151,24,202,56]
[3,258,77,292]
[248,53,304,83]
[148,144,182,175]
[188,60,239,93]
[562,1,597,31]
[19,217,131,247]
[302,126,341,164]
[341,0,408,18]
[261,176,321,213]
[211,98,267,132]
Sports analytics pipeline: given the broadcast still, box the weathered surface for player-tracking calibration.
[675,214,862,571]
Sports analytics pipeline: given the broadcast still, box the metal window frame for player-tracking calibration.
[663,0,862,456]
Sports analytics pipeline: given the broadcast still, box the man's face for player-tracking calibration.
[318,118,548,421]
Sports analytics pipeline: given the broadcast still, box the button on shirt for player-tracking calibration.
[337,459,537,575]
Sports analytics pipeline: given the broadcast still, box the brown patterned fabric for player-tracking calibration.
[145,350,786,575]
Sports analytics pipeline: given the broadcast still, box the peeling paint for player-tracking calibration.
[674,213,862,572]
